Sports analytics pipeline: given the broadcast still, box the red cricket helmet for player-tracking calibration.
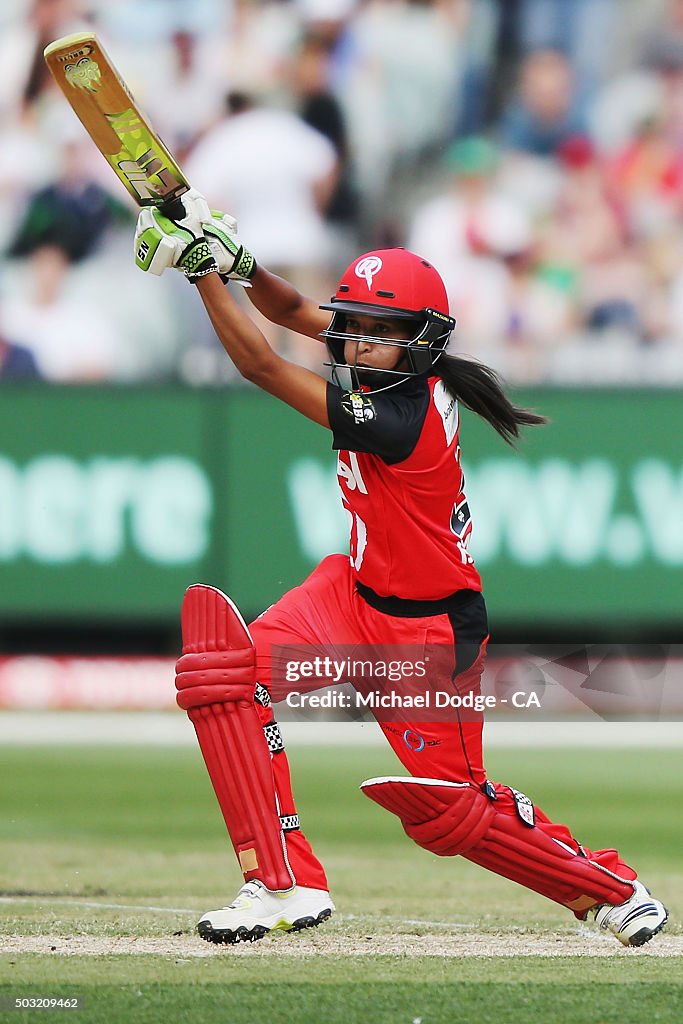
[320,248,455,392]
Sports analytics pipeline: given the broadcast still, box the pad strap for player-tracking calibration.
[176,584,294,891]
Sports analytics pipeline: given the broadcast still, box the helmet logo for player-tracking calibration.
[354,255,383,290]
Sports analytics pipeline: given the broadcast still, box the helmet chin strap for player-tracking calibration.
[330,351,414,394]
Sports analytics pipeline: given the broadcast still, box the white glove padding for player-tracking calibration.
[203,210,257,282]
[174,186,213,236]
[134,208,177,275]
[134,187,217,280]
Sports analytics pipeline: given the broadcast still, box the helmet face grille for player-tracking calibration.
[321,307,454,394]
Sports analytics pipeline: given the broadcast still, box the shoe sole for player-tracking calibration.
[197,907,333,945]
[625,908,669,947]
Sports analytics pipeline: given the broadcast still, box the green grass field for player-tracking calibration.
[0,740,681,1023]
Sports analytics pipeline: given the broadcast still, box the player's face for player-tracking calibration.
[342,314,412,373]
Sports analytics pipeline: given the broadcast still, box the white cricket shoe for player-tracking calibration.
[197,880,335,944]
[593,880,668,947]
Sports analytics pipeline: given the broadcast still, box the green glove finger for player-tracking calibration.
[152,209,195,245]
[204,222,240,258]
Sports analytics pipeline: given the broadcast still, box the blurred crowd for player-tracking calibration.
[2,0,683,384]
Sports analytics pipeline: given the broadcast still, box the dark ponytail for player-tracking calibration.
[435,354,547,445]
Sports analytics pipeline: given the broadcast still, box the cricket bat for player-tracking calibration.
[44,32,189,217]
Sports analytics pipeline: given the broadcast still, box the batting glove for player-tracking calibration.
[134,188,217,282]
[203,210,257,283]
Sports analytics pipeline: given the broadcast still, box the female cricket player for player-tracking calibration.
[135,192,667,948]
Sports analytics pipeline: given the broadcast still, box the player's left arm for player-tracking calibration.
[195,274,330,427]
[202,209,328,340]
[248,265,330,341]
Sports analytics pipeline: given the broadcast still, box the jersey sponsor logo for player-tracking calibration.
[403,729,425,752]
[342,391,377,424]
[433,380,459,445]
[382,723,442,748]
[450,497,474,564]
[450,498,471,539]
[355,255,383,290]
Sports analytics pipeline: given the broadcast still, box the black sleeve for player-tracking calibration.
[326,380,430,464]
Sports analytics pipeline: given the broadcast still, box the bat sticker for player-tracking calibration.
[64,56,101,92]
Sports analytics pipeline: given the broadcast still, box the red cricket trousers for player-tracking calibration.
[250,554,635,897]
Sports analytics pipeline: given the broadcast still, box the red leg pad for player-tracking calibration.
[464,785,635,916]
[362,776,635,917]
[360,776,495,855]
[175,584,294,892]
[176,583,256,708]
[187,702,294,890]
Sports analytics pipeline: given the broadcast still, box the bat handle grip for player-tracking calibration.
[159,196,187,220]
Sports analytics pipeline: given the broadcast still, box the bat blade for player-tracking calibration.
[44,32,189,210]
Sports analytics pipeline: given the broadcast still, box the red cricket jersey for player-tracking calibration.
[326,375,483,600]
